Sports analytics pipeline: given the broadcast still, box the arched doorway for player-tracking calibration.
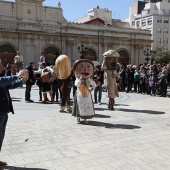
[117,49,129,65]
[83,48,97,61]
[0,44,16,66]
[43,46,60,66]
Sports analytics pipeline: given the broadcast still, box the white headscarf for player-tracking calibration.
[101,50,120,70]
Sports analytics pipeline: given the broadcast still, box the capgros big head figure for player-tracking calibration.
[101,50,120,70]
[55,55,71,79]
[73,59,94,79]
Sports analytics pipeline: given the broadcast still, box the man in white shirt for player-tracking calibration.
[14,51,23,72]
[40,50,46,63]
[39,50,46,69]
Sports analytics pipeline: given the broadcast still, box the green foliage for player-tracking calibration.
[151,47,170,64]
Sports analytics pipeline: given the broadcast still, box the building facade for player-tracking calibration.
[0,0,152,67]
[129,0,170,51]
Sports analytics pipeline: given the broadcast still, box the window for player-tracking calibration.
[157,18,162,23]
[157,38,161,47]
[163,39,168,48]
[164,29,168,33]
[147,18,152,25]
[157,29,161,33]
[141,19,146,27]
[136,21,140,27]
[164,18,169,23]
[157,38,161,42]
[164,39,168,43]
[132,21,135,26]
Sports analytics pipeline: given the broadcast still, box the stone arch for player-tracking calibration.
[42,45,60,66]
[83,47,97,61]
[117,48,130,65]
[0,43,17,66]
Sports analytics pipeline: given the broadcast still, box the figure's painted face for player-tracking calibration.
[75,62,94,79]
[105,57,118,70]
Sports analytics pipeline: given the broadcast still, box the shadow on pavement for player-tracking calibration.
[11,97,22,102]
[33,101,53,104]
[11,99,22,102]
[102,103,130,106]
[114,104,130,106]
[1,166,47,170]
[94,108,106,111]
[94,114,111,118]
[118,108,165,115]
[11,97,22,99]
[87,121,141,129]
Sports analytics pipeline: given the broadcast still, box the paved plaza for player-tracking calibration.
[0,85,170,170]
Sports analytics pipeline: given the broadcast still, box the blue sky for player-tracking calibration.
[43,0,137,21]
[5,0,137,21]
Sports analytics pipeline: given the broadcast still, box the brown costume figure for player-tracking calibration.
[101,50,119,110]
[41,66,56,104]
[55,55,72,113]
[72,59,96,124]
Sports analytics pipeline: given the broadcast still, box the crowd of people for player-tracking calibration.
[0,57,170,106]
[0,56,170,106]
[117,62,170,97]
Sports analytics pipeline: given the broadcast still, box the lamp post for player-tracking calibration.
[143,48,151,64]
[77,44,88,59]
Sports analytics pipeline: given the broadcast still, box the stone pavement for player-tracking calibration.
[0,85,170,170]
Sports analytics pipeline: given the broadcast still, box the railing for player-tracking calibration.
[135,10,170,18]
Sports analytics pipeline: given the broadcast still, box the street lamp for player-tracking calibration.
[143,48,151,64]
[77,44,88,59]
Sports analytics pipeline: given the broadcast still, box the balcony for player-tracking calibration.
[135,10,170,19]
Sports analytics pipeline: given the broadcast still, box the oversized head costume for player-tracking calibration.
[101,50,120,110]
[101,50,119,70]
[40,66,56,104]
[41,66,56,83]
[73,59,94,78]
[55,55,72,112]
[72,59,96,123]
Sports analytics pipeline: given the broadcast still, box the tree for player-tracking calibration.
[150,47,170,64]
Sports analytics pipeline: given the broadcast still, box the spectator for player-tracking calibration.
[51,66,60,102]
[40,50,46,63]
[158,66,168,97]
[25,62,35,102]
[14,51,23,72]
[167,64,170,86]
[92,65,104,104]
[5,63,12,76]
[148,72,157,96]
[118,64,126,92]
[11,64,17,75]
[134,69,140,92]
[0,61,28,166]
[139,69,146,94]
[34,62,46,101]
[126,65,133,93]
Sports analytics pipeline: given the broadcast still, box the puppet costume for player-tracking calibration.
[40,66,56,104]
[72,59,96,123]
[101,50,119,110]
[55,55,72,112]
